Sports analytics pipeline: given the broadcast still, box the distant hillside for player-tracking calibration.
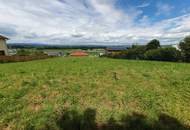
[7,43,131,49]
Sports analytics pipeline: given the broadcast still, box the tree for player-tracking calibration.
[146,39,161,50]
[179,36,190,62]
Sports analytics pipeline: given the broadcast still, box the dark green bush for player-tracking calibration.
[126,46,147,59]
[144,47,181,62]
[107,46,146,60]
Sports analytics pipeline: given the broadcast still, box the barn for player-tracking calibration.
[0,35,9,56]
[70,51,88,57]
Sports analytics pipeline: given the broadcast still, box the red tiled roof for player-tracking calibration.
[70,51,88,56]
[0,35,9,40]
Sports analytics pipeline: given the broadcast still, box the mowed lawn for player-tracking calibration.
[0,57,190,130]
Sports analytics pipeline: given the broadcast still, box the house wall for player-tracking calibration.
[0,39,8,55]
[172,44,180,50]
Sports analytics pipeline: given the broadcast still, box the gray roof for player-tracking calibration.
[106,47,127,51]
[0,35,9,40]
[46,52,64,56]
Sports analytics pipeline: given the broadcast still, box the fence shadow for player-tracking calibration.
[55,108,190,130]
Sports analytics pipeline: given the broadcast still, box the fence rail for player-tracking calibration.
[0,55,53,63]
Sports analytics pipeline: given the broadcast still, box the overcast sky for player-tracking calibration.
[0,0,190,45]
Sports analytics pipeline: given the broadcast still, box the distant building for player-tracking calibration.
[8,49,17,56]
[0,35,9,56]
[70,51,88,57]
[45,52,64,57]
[99,52,105,57]
[172,44,180,50]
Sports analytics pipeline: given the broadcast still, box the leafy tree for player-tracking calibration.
[146,39,161,50]
[179,36,190,62]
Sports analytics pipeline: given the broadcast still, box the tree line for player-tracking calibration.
[107,36,190,62]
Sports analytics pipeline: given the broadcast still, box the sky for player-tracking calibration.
[0,0,190,45]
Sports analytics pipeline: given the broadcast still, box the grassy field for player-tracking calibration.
[0,57,190,130]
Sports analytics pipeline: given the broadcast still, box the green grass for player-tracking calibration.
[0,57,190,130]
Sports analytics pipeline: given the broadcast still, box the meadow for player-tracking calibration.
[0,57,190,130]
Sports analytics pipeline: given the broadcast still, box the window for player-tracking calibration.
[0,50,5,55]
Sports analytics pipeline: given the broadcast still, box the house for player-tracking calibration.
[70,51,88,57]
[172,44,180,50]
[45,52,64,57]
[0,35,9,56]
[99,52,105,57]
[8,49,17,56]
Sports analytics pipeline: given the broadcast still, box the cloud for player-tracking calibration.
[71,33,84,38]
[0,0,189,45]
[181,7,190,14]
[156,2,174,16]
[0,25,17,36]
[137,2,150,8]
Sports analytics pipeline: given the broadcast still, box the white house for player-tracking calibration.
[0,35,9,56]
[172,44,180,50]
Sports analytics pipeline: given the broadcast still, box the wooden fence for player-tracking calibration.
[0,55,53,63]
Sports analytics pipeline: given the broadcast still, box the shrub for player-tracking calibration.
[16,49,46,56]
[106,52,122,59]
[107,46,147,60]
[106,46,147,60]
[124,46,147,59]
[33,50,46,56]
[144,47,181,62]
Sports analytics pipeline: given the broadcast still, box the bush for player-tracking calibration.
[16,49,46,56]
[124,46,147,59]
[106,38,184,62]
[106,46,147,60]
[33,50,46,56]
[144,47,181,62]
[106,52,124,59]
